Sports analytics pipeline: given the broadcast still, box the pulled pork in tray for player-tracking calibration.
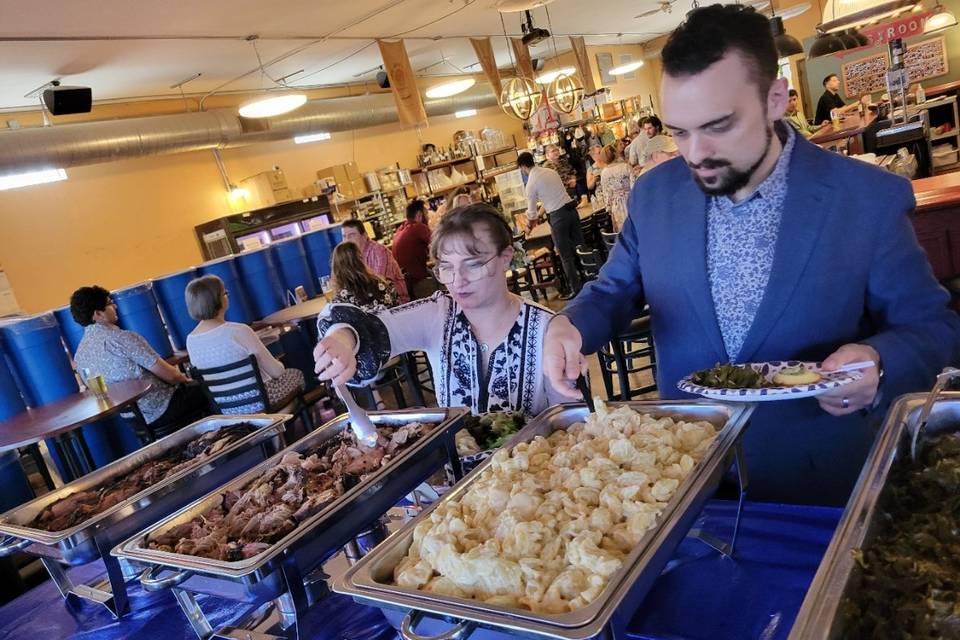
[147,422,429,562]
[28,423,259,532]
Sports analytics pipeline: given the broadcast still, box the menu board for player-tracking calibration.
[904,36,949,84]
[842,52,889,99]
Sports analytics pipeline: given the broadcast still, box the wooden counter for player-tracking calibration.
[809,111,877,152]
[911,171,960,280]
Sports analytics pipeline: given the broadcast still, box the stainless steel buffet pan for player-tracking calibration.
[336,400,756,640]
[788,392,960,640]
[113,407,468,602]
[0,414,290,564]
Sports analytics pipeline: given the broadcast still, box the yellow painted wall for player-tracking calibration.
[0,102,525,314]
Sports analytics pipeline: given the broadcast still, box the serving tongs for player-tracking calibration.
[910,366,960,461]
[335,385,379,447]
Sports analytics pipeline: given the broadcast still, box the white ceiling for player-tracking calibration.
[0,0,699,111]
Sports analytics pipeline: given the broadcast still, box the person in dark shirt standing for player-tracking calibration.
[392,199,436,299]
[815,73,857,125]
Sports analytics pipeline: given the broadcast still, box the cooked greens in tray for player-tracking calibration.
[690,363,775,390]
[454,412,526,455]
[840,432,960,639]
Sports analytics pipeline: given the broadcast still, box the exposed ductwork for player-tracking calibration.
[0,85,498,177]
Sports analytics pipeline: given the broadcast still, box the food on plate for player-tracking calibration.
[841,432,960,638]
[455,412,527,456]
[394,401,717,613]
[147,422,430,561]
[28,423,260,532]
[772,364,822,386]
[690,363,774,389]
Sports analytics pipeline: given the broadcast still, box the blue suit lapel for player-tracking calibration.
[671,175,729,362]
[736,137,834,363]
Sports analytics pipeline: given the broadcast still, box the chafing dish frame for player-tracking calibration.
[0,414,291,618]
[789,392,960,639]
[335,400,756,640]
[112,407,469,640]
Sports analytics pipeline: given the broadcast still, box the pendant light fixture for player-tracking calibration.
[547,72,584,113]
[924,3,958,33]
[769,16,804,57]
[808,0,845,59]
[500,76,542,119]
[608,60,645,76]
[818,0,920,35]
[237,36,306,119]
[423,51,476,99]
[535,66,576,85]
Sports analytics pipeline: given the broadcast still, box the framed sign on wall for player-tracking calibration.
[904,36,949,84]
[842,52,889,99]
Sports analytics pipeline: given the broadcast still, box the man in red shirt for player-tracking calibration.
[392,199,437,299]
[340,219,409,303]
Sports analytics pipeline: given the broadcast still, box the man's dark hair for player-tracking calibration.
[517,151,535,169]
[341,219,366,235]
[645,115,663,133]
[822,73,838,87]
[405,199,426,220]
[662,4,778,99]
[788,89,799,98]
[70,285,111,326]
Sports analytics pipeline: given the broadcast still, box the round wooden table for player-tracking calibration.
[0,379,153,480]
[260,297,329,327]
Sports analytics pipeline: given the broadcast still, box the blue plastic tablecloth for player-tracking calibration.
[0,500,841,640]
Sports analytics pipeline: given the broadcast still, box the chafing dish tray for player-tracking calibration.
[789,392,960,639]
[0,414,290,617]
[335,400,755,640]
[112,408,467,638]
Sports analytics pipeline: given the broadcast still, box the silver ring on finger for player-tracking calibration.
[841,397,850,409]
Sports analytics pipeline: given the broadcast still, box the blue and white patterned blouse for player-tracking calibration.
[707,123,796,362]
[316,292,568,416]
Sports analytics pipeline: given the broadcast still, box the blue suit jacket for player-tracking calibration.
[563,132,960,506]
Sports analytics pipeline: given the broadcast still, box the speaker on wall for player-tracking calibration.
[42,86,92,115]
[376,71,391,89]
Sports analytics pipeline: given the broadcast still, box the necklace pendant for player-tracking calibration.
[479,342,489,353]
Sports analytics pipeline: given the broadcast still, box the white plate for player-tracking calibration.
[677,361,863,402]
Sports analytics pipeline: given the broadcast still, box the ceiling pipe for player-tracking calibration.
[0,84,497,177]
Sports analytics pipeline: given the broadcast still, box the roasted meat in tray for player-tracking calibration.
[147,421,429,562]
[29,423,258,532]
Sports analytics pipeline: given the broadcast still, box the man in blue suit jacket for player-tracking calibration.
[545,5,960,506]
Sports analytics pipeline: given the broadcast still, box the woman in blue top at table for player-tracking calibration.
[313,203,572,416]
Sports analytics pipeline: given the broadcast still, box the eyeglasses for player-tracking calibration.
[433,254,501,285]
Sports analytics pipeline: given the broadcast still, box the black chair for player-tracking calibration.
[580,215,597,248]
[575,244,604,282]
[942,274,960,312]
[592,210,614,234]
[191,355,312,430]
[601,231,619,256]
[119,403,160,447]
[347,356,415,410]
[597,315,658,400]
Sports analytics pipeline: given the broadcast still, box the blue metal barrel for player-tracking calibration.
[112,282,173,359]
[302,227,336,282]
[199,256,254,324]
[270,237,317,299]
[53,305,85,356]
[235,247,285,319]
[152,267,199,351]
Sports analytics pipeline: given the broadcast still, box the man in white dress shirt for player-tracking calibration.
[519,151,584,299]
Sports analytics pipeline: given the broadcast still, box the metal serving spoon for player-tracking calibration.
[335,384,379,448]
[910,367,960,461]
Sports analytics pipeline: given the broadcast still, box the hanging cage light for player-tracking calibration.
[499,76,543,120]
[547,72,584,114]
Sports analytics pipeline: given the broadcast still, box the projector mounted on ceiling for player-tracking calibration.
[521,10,551,46]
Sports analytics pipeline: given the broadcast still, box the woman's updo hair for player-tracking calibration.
[430,203,513,260]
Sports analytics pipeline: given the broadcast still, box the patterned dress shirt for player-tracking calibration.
[74,323,174,424]
[362,239,409,303]
[707,123,796,362]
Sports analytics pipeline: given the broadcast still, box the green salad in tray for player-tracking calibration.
[454,412,527,456]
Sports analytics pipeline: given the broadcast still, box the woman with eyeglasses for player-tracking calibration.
[313,203,570,416]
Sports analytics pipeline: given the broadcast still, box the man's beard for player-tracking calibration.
[687,126,773,196]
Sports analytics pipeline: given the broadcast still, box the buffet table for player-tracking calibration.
[0,500,840,640]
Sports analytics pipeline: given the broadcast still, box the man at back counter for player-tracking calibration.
[544,5,960,506]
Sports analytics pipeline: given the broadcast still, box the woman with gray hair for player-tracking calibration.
[184,275,304,413]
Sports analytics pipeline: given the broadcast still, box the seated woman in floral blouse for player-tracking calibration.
[313,203,573,416]
[329,241,399,312]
